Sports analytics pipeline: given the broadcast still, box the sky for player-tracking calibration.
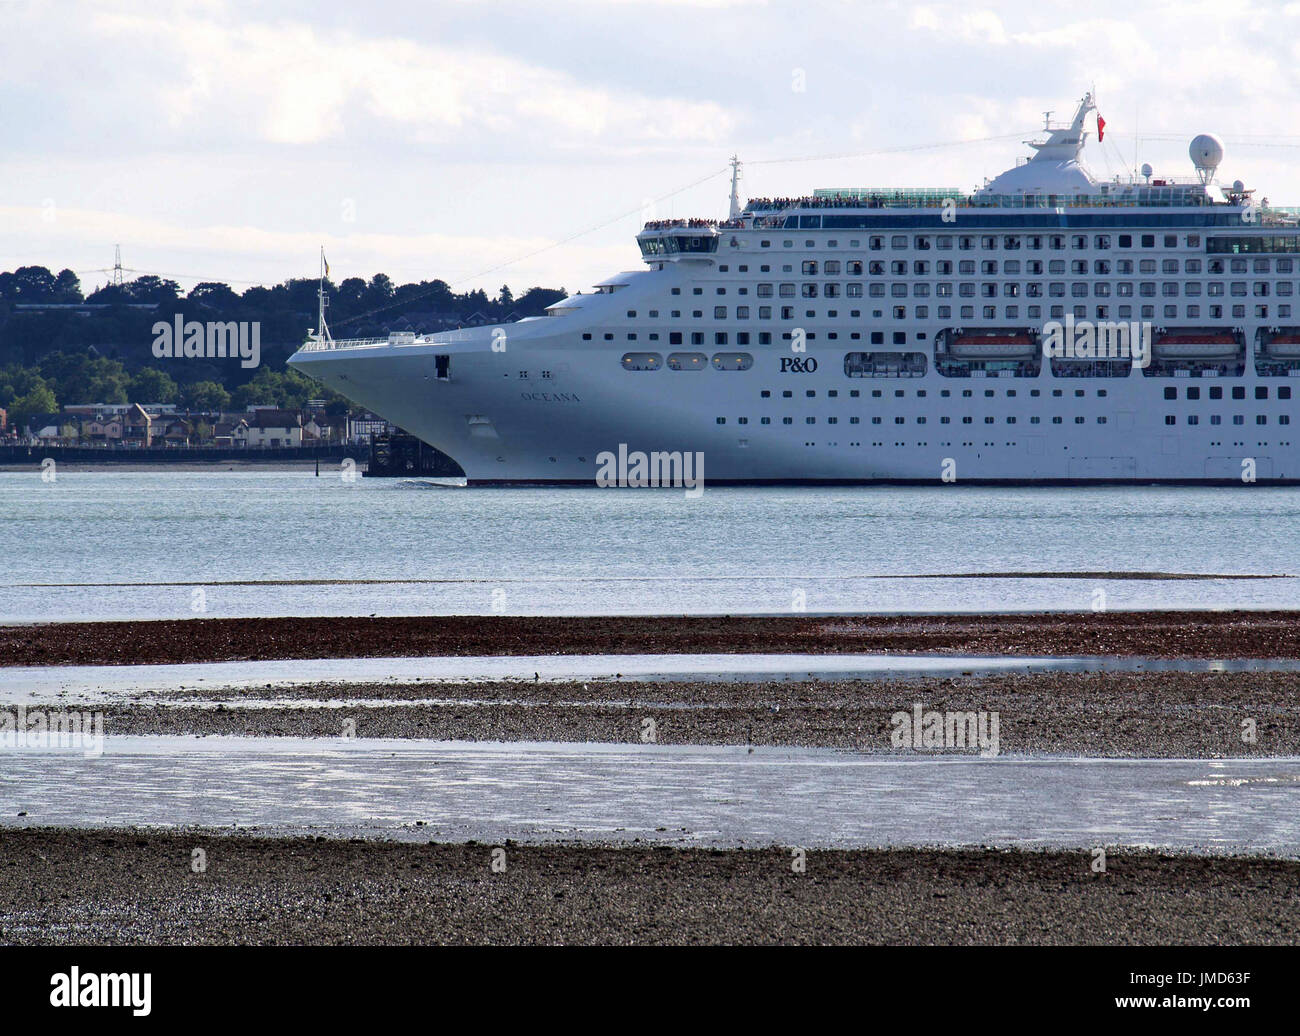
[5,0,1300,298]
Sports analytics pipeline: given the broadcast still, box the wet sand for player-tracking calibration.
[9,613,1299,946]
[1,828,1295,945]
[7,610,1300,666]
[70,670,1300,756]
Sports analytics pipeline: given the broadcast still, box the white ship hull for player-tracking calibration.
[289,285,1300,485]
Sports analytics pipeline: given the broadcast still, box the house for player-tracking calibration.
[243,408,302,447]
[212,421,238,447]
[121,404,153,446]
[157,418,193,445]
[26,413,69,441]
[84,415,124,442]
[348,412,392,444]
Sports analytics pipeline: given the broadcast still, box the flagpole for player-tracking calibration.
[316,246,332,346]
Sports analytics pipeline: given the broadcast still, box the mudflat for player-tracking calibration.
[1,828,1295,946]
[7,610,1300,666]
[84,670,1300,757]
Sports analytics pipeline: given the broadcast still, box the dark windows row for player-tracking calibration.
[1163,385,1293,400]
[759,387,1111,399]
[714,415,1116,426]
[1164,415,1290,425]
[760,232,1210,252]
[716,413,1292,428]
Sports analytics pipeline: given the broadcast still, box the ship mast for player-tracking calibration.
[315,245,333,346]
[728,155,743,220]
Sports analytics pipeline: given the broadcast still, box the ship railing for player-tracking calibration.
[746,190,1245,212]
[296,337,390,352]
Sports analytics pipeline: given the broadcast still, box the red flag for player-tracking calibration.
[1097,114,1106,142]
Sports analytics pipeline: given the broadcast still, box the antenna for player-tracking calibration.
[315,246,333,346]
[112,245,123,287]
[1042,111,1053,130]
[728,155,744,220]
[1134,101,1140,181]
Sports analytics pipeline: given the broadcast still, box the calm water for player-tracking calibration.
[3,469,1299,621]
[5,736,1300,853]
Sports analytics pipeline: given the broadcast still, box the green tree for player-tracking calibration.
[231,367,330,411]
[129,368,179,403]
[188,282,241,311]
[9,383,58,429]
[125,275,181,306]
[52,270,83,303]
[38,352,129,404]
[0,266,58,301]
[179,380,230,412]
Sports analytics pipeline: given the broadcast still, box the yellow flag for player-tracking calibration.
[324,255,330,277]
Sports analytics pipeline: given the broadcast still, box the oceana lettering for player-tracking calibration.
[520,392,581,402]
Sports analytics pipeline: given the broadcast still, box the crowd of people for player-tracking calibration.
[745,193,952,211]
[641,218,719,230]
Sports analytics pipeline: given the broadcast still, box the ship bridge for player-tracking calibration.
[976,92,1101,197]
[637,221,720,259]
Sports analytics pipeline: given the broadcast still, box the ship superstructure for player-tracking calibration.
[290,94,1300,483]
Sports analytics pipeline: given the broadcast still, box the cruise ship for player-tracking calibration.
[289,94,1300,484]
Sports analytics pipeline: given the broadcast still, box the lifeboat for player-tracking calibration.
[947,332,1038,359]
[1261,330,1300,358]
[1152,330,1241,360]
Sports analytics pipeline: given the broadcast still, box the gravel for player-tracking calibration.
[82,670,1300,757]
[7,610,1300,667]
[3,828,1296,945]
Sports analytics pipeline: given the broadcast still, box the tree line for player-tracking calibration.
[0,266,566,429]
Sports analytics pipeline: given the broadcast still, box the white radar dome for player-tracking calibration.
[1189,133,1224,181]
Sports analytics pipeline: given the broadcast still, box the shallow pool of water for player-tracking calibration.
[4,736,1298,854]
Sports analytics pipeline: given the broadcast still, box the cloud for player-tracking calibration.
[10,0,1300,300]
[909,7,1008,44]
[83,9,734,149]
[0,202,637,295]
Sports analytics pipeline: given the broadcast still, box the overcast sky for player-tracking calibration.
[5,0,1300,297]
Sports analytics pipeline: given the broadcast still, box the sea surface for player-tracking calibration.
[3,469,1299,622]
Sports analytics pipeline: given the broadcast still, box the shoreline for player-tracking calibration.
[0,460,343,472]
[2,827,1296,945]
[8,611,1300,666]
